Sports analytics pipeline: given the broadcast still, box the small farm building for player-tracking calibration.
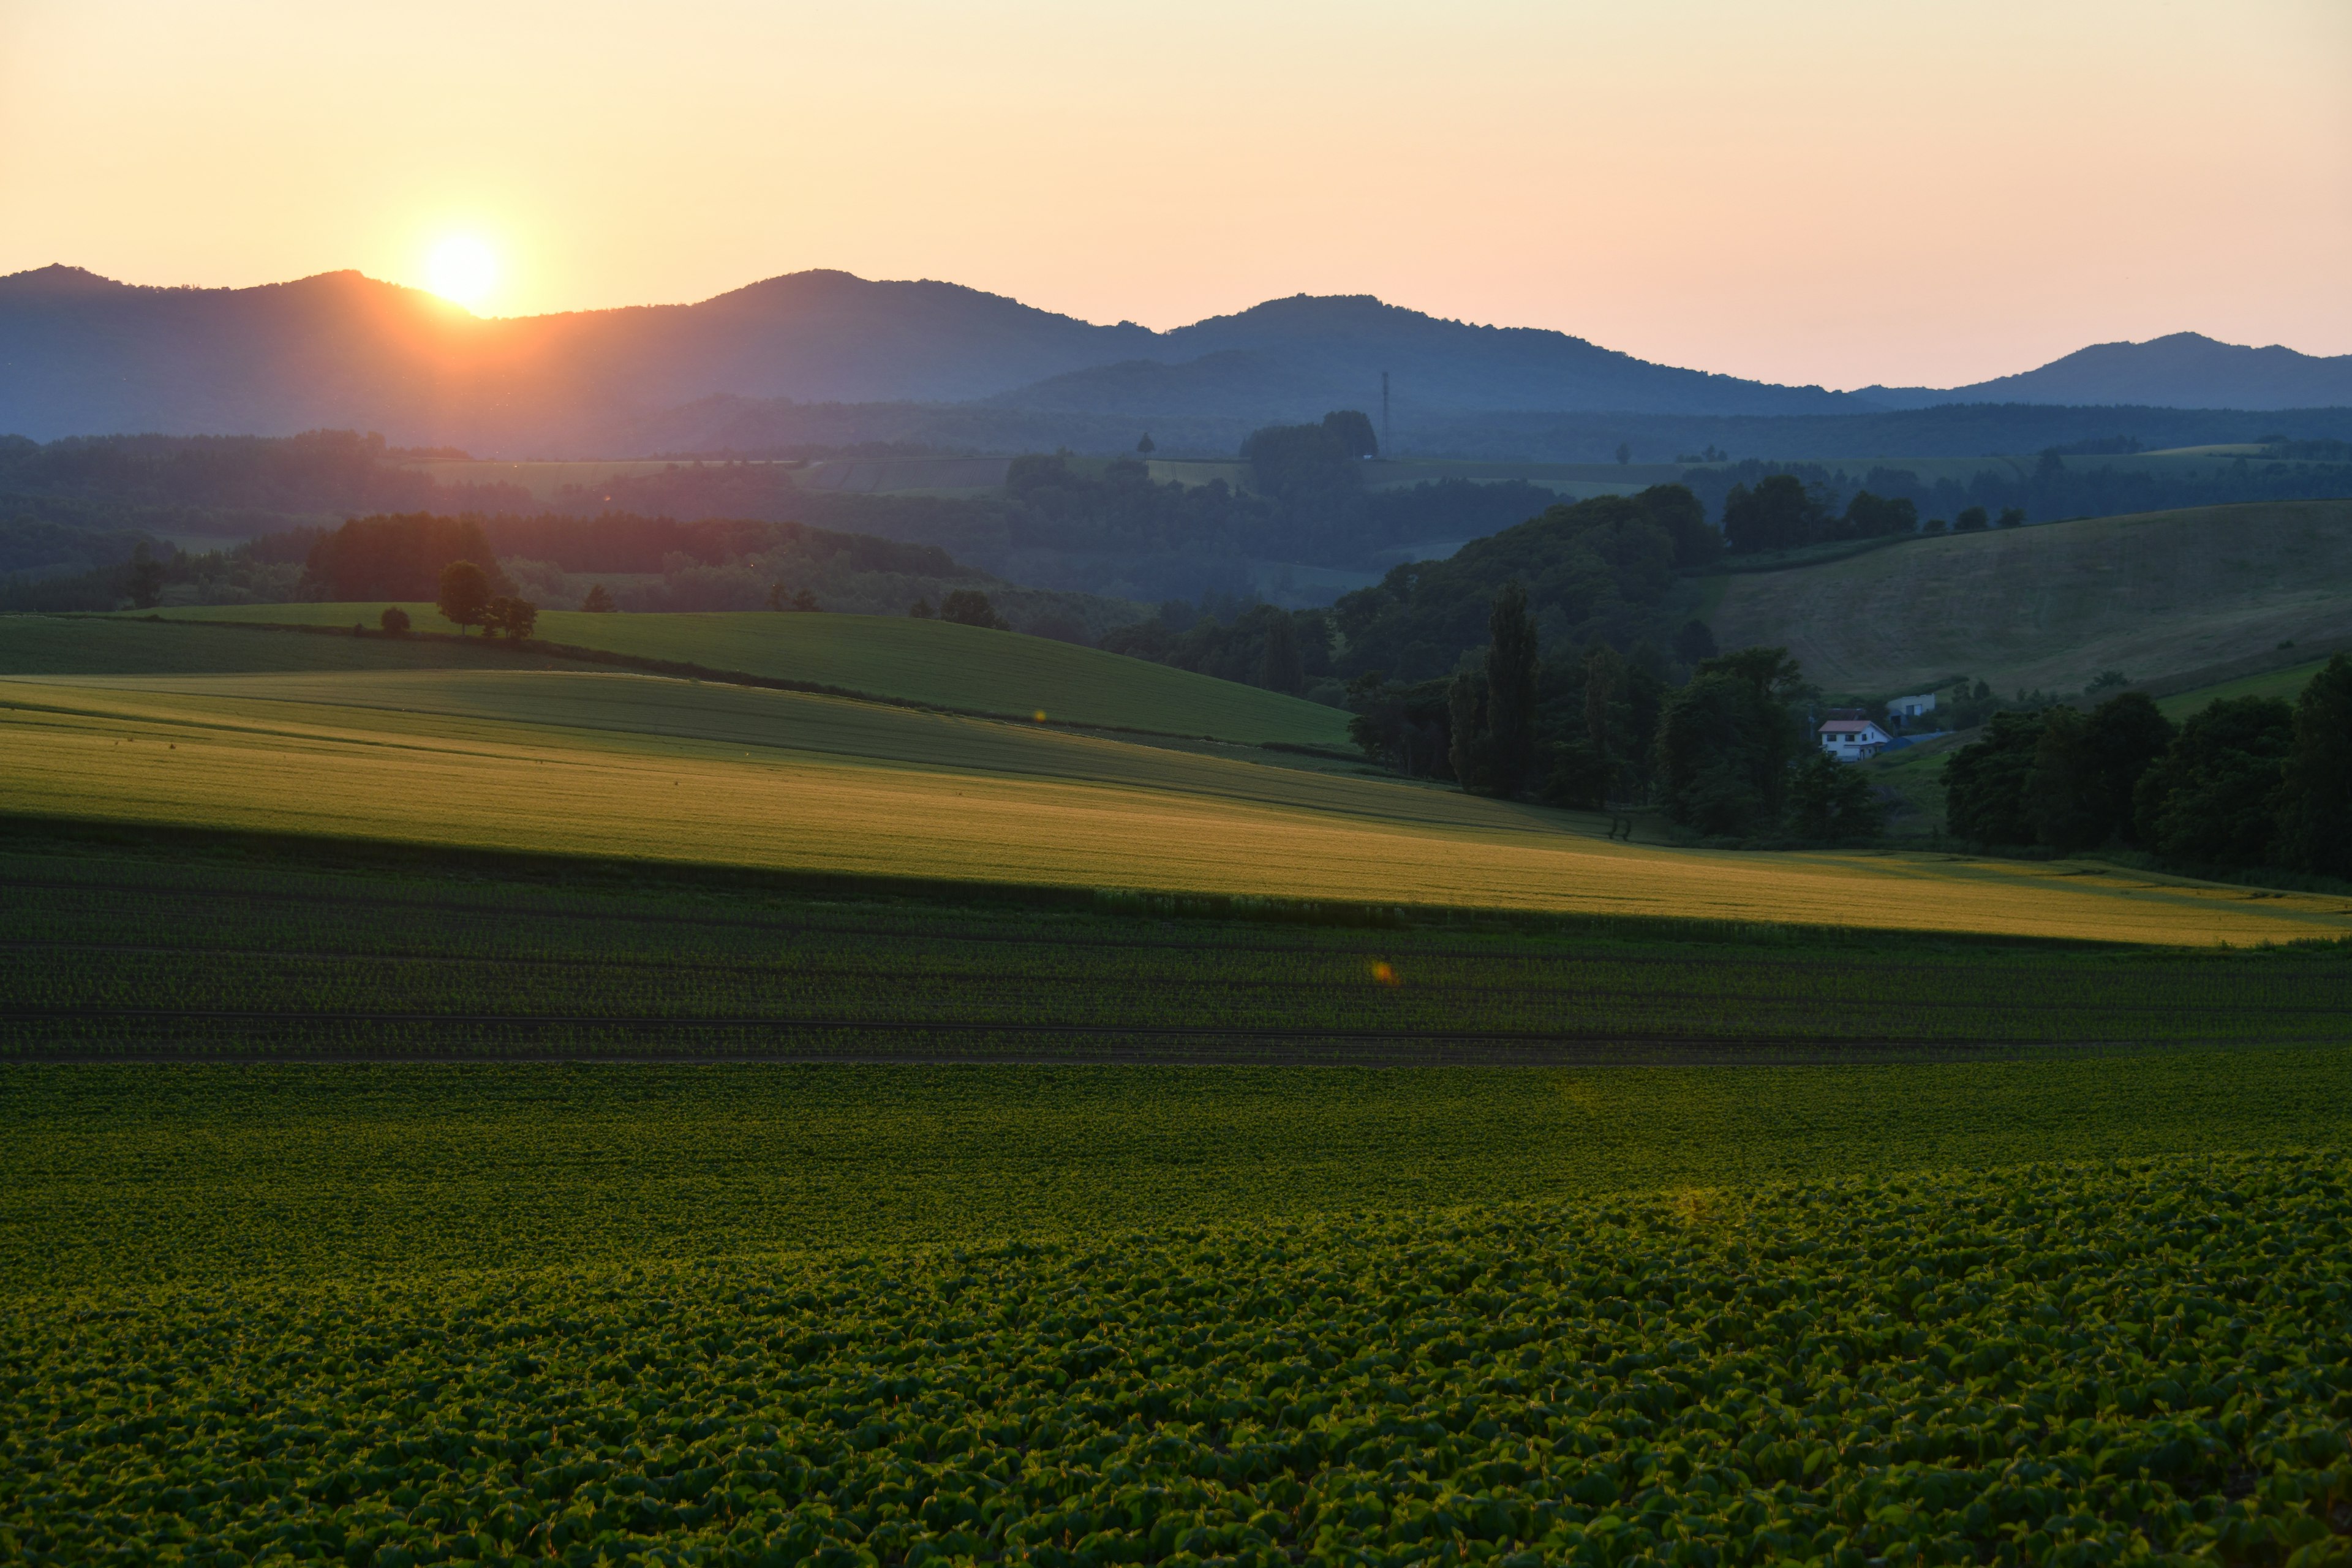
[1819,717,1894,761]
[1887,692,1938,728]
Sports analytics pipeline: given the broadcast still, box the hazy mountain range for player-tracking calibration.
[2,264,2346,457]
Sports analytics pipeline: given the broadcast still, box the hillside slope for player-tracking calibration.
[139,608,1355,745]
[1708,499,2352,696]
[1863,332,2352,412]
[9,668,2350,944]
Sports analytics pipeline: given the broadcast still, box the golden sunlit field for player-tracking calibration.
[140,606,1354,745]
[8,665,2349,945]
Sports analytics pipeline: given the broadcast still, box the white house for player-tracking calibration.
[1886,692,1938,728]
[1819,717,1894,761]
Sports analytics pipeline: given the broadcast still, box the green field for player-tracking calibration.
[14,665,2352,942]
[12,615,2352,1565]
[2157,655,2331,720]
[13,830,2352,1064]
[0,614,579,676]
[134,607,1354,745]
[6,1056,2350,1562]
[1711,499,2352,697]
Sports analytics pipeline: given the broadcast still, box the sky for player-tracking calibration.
[2,0,2346,391]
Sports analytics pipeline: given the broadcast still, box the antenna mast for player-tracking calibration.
[1381,370,1390,458]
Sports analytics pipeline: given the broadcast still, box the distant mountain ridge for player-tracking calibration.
[0,265,1859,453]
[1,264,2344,454]
[1859,332,2352,412]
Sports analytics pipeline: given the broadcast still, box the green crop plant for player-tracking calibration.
[4,1156,2349,1564]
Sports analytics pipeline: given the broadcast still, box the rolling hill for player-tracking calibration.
[1708,499,2352,698]
[129,607,1358,745]
[990,293,1858,423]
[7,662,2348,946]
[1862,332,2352,412]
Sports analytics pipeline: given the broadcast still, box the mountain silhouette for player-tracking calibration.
[0,266,1847,451]
[1860,332,2352,412]
[2,266,2342,454]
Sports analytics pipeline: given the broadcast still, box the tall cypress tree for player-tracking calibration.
[1256,614,1305,696]
[1447,673,1484,791]
[1483,581,1539,796]
[2277,654,2352,876]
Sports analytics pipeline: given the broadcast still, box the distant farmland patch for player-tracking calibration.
[1710,498,2352,696]
[139,606,1354,745]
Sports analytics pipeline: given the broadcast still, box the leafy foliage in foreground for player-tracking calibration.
[5,1156,2351,1566]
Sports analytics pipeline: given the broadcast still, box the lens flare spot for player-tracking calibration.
[1370,960,1398,986]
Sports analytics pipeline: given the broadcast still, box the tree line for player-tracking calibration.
[1336,574,1879,844]
[1683,451,2352,555]
[1944,663,2352,880]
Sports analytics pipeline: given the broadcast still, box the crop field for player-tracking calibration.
[5,1111,2350,1563]
[10,830,2352,1063]
[10,823,2352,1564]
[139,608,1352,745]
[13,607,2352,1564]
[1711,499,2352,697]
[10,669,2352,943]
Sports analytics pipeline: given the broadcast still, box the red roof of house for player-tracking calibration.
[1820,720,1884,736]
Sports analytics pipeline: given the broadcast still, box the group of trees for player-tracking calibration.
[1099,602,1335,696]
[1341,578,1877,844]
[1330,487,1721,685]
[1720,476,1919,552]
[306,513,512,601]
[996,439,1563,578]
[0,429,534,548]
[908,589,1011,630]
[1239,410,1379,500]
[1685,450,2352,555]
[1943,659,2352,878]
[432,560,537,639]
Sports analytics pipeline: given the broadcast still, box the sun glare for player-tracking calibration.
[424,235,498,312]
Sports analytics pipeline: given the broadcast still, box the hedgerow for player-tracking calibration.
[6,1154,2349,1565]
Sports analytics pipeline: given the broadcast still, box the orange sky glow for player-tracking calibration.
[2,0,2345,390]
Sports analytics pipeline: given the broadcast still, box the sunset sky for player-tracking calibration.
[2,0,2345,391]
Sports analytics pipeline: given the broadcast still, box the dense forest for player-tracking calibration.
[1332,581,1874,845]
[1942,662,2352,882]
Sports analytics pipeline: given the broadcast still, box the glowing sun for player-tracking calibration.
[425,235,499,311]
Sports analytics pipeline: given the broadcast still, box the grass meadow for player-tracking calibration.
[1710,498,2352,696]
[143,606,1356,745]
[2156,655,2331,719]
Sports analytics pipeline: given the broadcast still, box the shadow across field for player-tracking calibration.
[8,823,2348,1066]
